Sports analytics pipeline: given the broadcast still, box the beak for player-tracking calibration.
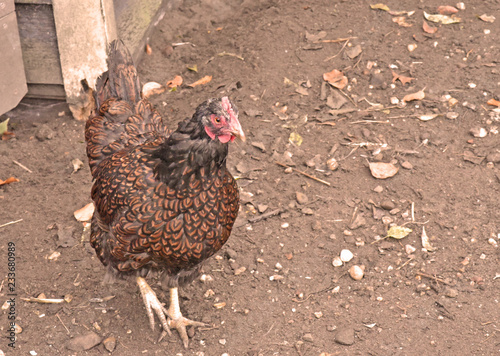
[229,117,246,142]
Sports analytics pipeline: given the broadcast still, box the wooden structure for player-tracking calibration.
[0,0,167,118]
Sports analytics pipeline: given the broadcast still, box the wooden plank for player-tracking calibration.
[0,1,28,115]
[15,0,52,4]
[52,0,117,119]
[15,3,63,85]
[26,84,65,100]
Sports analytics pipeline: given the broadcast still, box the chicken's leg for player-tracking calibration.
[136,277,172,336]
[162,287,206,348]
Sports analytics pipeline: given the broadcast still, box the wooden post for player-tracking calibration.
[52,0,117,120]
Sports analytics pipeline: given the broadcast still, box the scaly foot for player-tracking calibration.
[136,276,171,337]
[161,287,206,348]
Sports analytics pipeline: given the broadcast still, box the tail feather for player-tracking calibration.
[85,40,170,177]
[95,40,141,108]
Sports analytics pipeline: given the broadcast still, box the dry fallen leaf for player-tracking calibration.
[478,14,495,23]
[188,75,212,88]
[393,16,412,27]
[424,11,461,24]
[369,162,399,179]
[71,158,84,173]
[386,226,412,239]
[187,64,198,72]
[419,114,440,121]
[145,44,152,55]
[403,88,425,102]
[421,226,436,251]
[0,177,19,186]
[370,3,390,12]
[323,69,348,89]
[422,20,438,34]
[142,82,165,98]
[166,75,183,88]
[289,132,303,146]
[74,202,95,222]
[392,71,414,85]
[437,5,458,15]
[487,98,500,107]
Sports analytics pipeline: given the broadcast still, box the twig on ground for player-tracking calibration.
[275,162,331,186]
[416,272,452,285]
[0,219,23,229]
[248,208,286,223]
[13,160,33,173]
[56,313,70,334]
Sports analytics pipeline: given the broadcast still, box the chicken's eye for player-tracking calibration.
[214,117,221,124]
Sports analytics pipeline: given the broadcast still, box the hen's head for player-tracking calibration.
[195,97,245,144]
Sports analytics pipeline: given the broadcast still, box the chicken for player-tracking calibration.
[85,40,245,348]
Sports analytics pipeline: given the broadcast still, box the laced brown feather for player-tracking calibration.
[85,40,240,287]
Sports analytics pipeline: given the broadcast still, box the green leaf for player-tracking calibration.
[0,118,9,136]
[386,226,412,239]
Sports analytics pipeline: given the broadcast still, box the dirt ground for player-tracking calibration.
[1,0,500,355]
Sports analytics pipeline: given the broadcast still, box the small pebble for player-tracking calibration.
[103,336,116,352]
[349,265,364,280]
[334,327,355,345]
[302,207,314,215]
[234,267,246,275]
[470,127,487,138]
[302,333,314,342]
[380,200,396,210]
[35,124,55,141]
[373,185,384,193]
[405,244,416,254]
[340,249,354,262]
[401,161,413,169]
[326,157,339,171]
[332,257,343,267]
[257,204,269,213]
[444,287,458,298]
[66,332,102,351]
[295,192,309,204]
[312,220,322,231]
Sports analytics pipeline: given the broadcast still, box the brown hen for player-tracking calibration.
[85,40,244,348]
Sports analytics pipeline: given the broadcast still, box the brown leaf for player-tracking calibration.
[392,16,412,27]
[0,177,19,186]
[402,89,425,102]
[369,162,399,179]
[166,75,183,88]
[74,202,95,222]
[391,71,414,85]
[487,98,500,107]
[1,131,15,141]
[188,75,213,88]
[422,20,438,34]
[323,69,348,89]
[437,5,458,15]
[478,14,496,23]
[145,44,152,55]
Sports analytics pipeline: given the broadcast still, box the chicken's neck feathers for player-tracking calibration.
[152,120,229,188]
